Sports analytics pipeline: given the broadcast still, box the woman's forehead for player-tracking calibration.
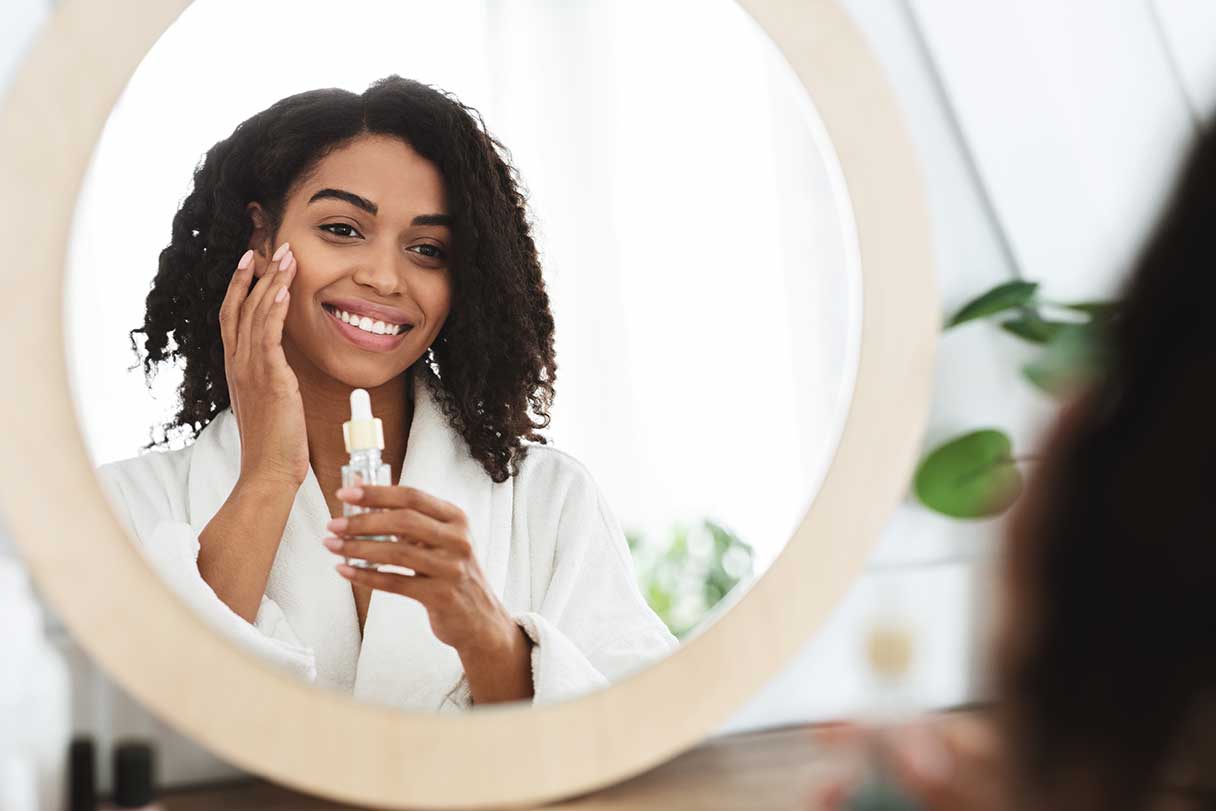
[302,137,447,216]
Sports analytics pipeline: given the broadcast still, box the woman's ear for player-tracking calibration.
[245,201,273,278]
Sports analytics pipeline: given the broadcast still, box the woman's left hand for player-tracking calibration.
[323,484,520,658]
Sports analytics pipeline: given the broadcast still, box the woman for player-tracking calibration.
[816,123,1216,810]
[96,75,678,712]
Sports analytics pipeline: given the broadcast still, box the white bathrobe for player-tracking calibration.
[94,367,679,712]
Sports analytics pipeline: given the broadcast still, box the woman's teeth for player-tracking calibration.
[326,305,408,336]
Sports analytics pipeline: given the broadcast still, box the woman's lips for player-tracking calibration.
[323,304,412,352]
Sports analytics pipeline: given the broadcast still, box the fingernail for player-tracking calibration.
[274,286,287,303]
[279,251,294,272]
[336,487,363,501]
[322,537,343,551]
[327,517,348,532]
[237,249,253,270]
[273,242,290,261]
[336,563,355,578]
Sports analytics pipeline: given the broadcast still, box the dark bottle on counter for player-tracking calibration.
[67,736,96,811]
[101,741,161,811]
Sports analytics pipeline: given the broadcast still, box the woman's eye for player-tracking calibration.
[319,223,362,239]
[410,244,447,260]
[319,225,443,260]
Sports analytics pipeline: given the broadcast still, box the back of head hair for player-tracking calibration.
[1003,124,1216,810]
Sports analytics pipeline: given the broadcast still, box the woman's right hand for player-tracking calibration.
[218,241,310,489]
[807,714,1006,811]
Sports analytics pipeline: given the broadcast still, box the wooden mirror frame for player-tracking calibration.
[0,0,935,807]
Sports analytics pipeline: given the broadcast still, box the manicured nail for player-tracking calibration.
[336,487,363,501]
[237,249,253,270]
[327,517,348,532]
[274,286,288,304]
[272,241,290,261]
[280,250,294,271]
[336,563,355,578]
[322,537,343,551]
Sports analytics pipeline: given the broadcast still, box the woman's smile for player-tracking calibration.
[322,302,413,352]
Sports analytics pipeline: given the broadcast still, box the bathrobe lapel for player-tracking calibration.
[354,368,514,709]
[185,366,514,710]
[186,402,363,693]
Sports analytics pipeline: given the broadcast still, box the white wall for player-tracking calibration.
[1152,0,1216,127]
[718,0,1215,732]
[3,0,1215,789]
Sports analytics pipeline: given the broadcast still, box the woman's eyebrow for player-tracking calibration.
[307,187,452,227]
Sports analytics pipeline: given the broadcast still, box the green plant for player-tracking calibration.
[914,281,1118,519]
[625,518,755,638]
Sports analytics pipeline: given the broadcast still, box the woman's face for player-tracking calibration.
[248,134,453,389]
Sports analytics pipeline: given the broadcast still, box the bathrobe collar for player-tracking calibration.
[184,364,514,709]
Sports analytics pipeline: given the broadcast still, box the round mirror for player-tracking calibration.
[0,0,935,806]
[66,0,861,715]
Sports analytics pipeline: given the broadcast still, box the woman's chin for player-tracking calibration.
[320,354,418,390]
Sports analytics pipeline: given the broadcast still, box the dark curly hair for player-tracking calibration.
[1001,122,1216,810]
[128,75,557,483]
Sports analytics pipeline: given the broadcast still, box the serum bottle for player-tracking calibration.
[341,388,393,569]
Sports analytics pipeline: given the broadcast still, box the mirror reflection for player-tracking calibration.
[66,0,860,712]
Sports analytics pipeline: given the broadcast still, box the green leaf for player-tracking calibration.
[1059,300,1119,322]
[999,313,1069,344]
[631,516,757,638]
[1022,323,1106,398]
[663,527,688,564]
[914,429,1024,518]
[646,582,673,619]
[946,281,1039,329]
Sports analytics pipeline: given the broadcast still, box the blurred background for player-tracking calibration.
[3,0,1216,792]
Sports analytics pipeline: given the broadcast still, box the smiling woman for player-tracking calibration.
[89,74,681,711]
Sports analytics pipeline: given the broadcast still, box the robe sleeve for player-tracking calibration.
[504,451,681,706]
[95,459,318,683]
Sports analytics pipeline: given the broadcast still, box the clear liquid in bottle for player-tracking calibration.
[340,389,396,570]
[341,450,393,569]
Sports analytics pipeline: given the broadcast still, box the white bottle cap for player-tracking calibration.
[342,388,384,452]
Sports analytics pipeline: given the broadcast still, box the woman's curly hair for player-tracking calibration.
[128,75,557,483]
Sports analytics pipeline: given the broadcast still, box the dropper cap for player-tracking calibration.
[343,388,384,453]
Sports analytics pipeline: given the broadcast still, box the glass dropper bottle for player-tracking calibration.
[340,388,394,569]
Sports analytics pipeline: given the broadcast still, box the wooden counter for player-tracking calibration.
[159,722,841,810]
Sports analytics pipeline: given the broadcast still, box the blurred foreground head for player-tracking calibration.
[996,124,1216,811]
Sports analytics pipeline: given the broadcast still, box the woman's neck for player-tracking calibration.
[297,364,415,491]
